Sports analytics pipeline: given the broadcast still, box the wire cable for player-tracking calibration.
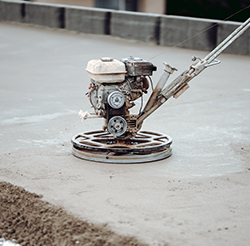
[148,75,154,91]
[139,93,143,115]
[148,4,250,61]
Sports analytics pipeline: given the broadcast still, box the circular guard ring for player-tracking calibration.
[71,130,172,164]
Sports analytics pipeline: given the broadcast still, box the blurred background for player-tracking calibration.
[31,0,249,22]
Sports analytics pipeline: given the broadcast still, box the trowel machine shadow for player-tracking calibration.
[71,18,250,164]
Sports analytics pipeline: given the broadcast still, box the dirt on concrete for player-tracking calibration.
[0,181,148,246]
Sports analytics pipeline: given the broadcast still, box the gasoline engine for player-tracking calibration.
[72,17,250,163]
[86,57,156,138]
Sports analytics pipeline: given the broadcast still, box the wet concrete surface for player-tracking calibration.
[0,22,250,245]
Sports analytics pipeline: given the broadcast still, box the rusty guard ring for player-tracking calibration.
[71,130,172,163]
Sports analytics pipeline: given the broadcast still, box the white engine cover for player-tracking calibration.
[86,57,126,83]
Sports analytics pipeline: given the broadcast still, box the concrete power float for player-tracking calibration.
[71,18,250,163]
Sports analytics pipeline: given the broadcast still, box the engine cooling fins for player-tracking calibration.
[71,130,172,164]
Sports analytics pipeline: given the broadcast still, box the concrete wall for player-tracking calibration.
[216,20,250,56]
[0,0,249,56]
[24,2,65,28]
[65,6,110,35]
[110,11,160,44]
[0,0,65,28]
[35,0,94,8]
[160,15,218,51]
[0,0,24,22]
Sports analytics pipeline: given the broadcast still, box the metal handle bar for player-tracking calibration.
[138,18,250,125]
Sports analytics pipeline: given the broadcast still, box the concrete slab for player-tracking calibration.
[0,22,250,246]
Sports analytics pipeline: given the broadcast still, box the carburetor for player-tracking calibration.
[85,56,156,138]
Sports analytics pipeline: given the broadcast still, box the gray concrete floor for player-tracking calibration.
[0,22,250,246]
